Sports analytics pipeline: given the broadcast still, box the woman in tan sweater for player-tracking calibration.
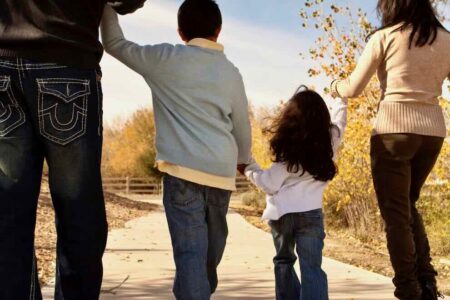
[331,0,450,299]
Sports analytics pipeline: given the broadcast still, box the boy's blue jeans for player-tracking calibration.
[0,58,107,300]
[269,209,328,300]
[163,174,232,300]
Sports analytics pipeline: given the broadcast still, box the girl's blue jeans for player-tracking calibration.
[269,209,328,300]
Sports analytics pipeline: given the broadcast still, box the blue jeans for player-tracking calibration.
[269,209,328,300]
[0,58,107,300]
[163,174,232,300]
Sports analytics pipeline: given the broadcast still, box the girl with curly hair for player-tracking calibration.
[242,86,347,300]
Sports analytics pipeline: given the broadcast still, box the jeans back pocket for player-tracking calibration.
[0,76,26,136]
[37,78,90,146]
[164,175,202,208]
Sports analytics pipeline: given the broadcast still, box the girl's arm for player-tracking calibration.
[330,97,348,158]
[101,5,169,76]
[331,32,385,98]
[244,161,290,195]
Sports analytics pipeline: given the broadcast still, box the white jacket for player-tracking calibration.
[245,98,348,220]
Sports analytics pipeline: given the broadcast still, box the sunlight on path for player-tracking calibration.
[43,196,394,299]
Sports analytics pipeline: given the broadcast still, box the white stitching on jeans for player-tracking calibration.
[26,66,66,70]
[39,97,87,146]
[29,252,35,300]
[0,64,66,70]
[0,102,13,121]
[38,97,88,145]
[0,61,20,70]
[0,77,8,91]
[0,76,26,136]
[0,60,57,67]
[37,88,89,103]
[0,60,67,70]
[41,103,87,132]
[17,59,25,94]
[25,63,59,67]
[95,74,102,136]
[37,78,89,145]
[37,79,90,102]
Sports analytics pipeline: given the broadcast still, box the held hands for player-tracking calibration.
[237,164,248,176]
[238,157,257,175]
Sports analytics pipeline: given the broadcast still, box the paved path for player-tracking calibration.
[43,197,395,299]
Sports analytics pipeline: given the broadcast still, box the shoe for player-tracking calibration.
[421,280,445,300]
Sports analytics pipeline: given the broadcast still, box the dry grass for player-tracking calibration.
[35,192,158,285]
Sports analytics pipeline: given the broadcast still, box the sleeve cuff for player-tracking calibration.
[336,97,348,105]
[244,158,260,175]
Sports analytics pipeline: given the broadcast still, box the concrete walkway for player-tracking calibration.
[43,198,395,299]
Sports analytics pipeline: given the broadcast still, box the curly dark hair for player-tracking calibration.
[268,86,337,182]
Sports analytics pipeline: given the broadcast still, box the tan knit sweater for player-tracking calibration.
[332,25,450,137]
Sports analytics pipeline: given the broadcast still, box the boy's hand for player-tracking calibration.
[237,164,248,175]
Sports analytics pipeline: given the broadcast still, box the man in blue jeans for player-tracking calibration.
[0,1,145,299]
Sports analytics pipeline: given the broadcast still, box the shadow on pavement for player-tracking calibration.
[100,274,274,300]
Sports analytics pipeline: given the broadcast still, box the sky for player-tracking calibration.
[100,0,449,123]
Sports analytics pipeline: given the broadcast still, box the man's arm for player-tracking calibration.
[107,0,146,15]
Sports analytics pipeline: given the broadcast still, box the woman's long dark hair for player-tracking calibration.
[369,0,447,48]
[268,86,337,182]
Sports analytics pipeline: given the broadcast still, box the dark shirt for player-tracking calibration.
[0,0,145,68]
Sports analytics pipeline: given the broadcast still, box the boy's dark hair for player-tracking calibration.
[268,86,338,182]
[178,0,222,41]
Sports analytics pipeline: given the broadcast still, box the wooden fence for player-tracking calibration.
[235,176,252,193]
[42,175,447,196]
[103,176,252,195]
[103,177,162,195]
